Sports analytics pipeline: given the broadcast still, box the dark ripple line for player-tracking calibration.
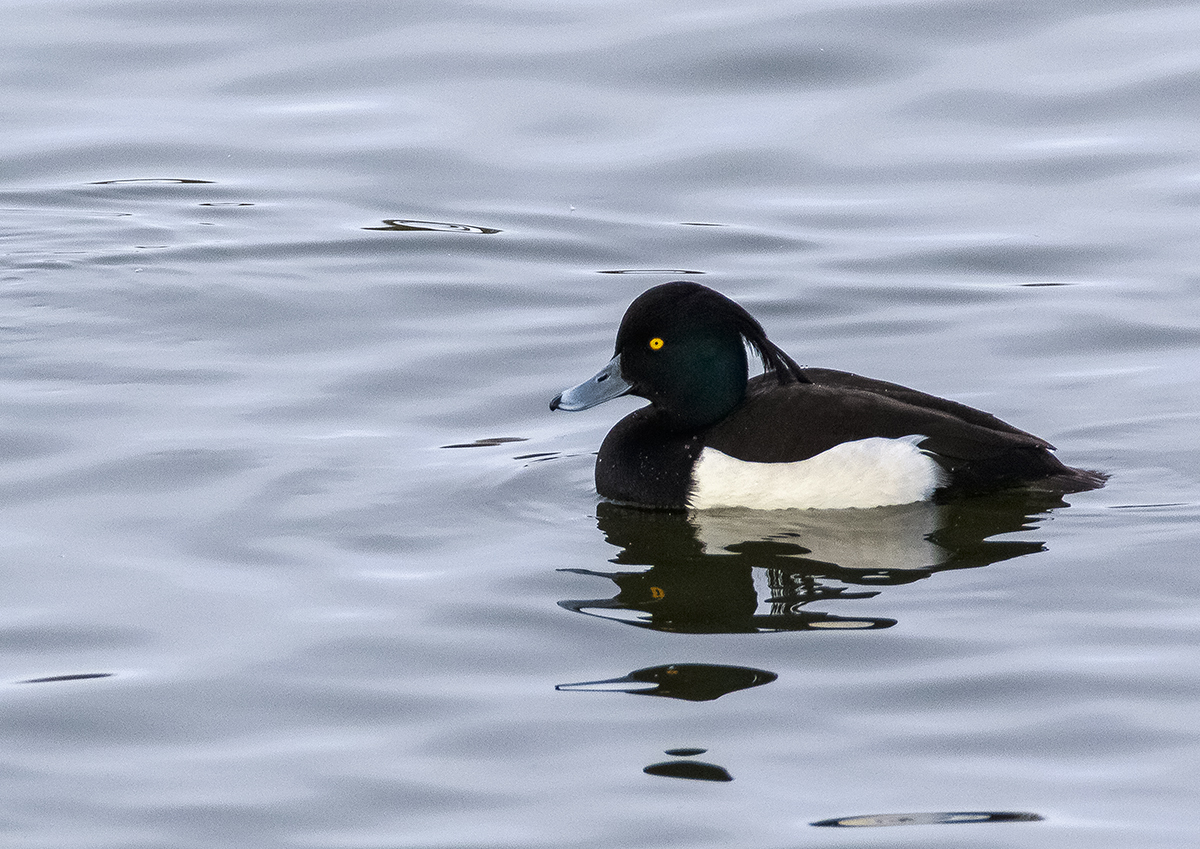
[598,268,705,275]
[18,673,116,684]
[440,437,529,449]
[812,810,1043,827]
[364,219,501,234]
[1107,502,1189,509]
[89,178,215,185]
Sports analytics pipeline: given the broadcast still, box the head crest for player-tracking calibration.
[655,282,809,385]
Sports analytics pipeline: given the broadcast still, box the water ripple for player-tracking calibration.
[363,219,501,234]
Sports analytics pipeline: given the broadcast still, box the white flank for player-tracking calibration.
[688,436,947,510]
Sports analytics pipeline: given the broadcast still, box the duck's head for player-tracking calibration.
[551,282,807,430]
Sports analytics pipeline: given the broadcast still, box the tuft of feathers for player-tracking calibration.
[665,282,810,385]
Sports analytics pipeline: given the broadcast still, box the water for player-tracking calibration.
[2,1,1200,846]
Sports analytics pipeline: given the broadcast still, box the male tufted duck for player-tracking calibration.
[550,282,1104,510]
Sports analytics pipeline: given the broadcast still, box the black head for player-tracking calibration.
[613,282,807,430]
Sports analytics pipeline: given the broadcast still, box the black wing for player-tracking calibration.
[703,370,1103,492]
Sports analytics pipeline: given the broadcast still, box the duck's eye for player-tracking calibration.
[648,337,664,351]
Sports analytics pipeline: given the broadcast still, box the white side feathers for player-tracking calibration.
[688,435,947,510]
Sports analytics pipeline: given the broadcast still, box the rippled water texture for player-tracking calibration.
[3,1,1200,847]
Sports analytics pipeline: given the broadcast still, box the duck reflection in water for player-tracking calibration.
[559,489,1073,634]
[556,663,777,701]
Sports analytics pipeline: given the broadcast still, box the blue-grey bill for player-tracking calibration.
[550,354,632,411]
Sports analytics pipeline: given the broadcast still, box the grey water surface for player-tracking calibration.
[3,1,1200,847]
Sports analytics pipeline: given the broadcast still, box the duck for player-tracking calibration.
[550,281,1104,510]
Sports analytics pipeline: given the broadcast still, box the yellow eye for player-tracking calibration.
[649,337,664,350]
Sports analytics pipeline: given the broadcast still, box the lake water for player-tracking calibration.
[3,1,1200,846]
